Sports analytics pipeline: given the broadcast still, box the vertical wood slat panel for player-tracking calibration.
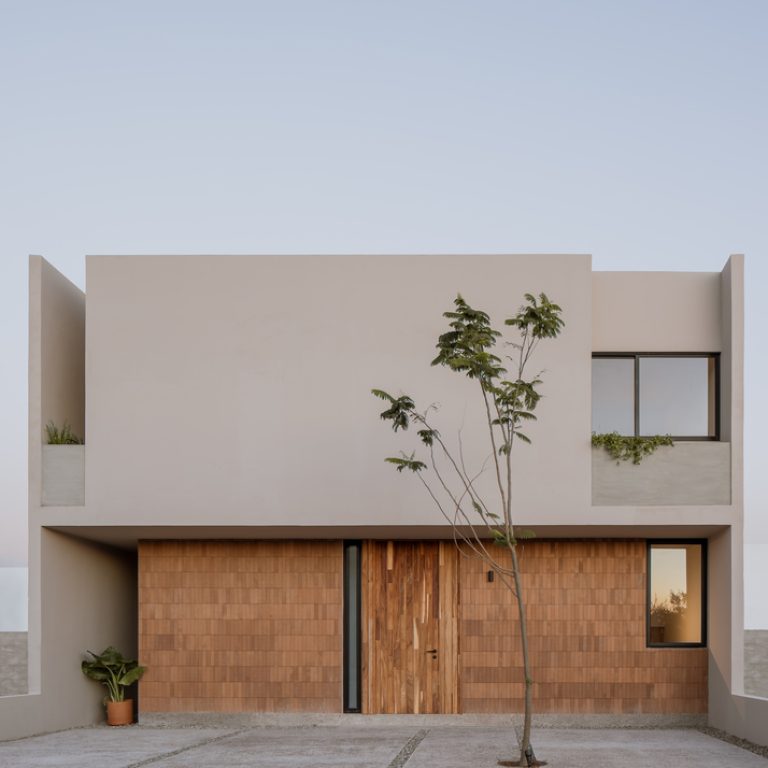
[362,541,459,714]
[138,540,343,713]
[439,541,460,714]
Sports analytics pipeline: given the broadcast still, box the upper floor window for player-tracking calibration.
[592,354,718,439]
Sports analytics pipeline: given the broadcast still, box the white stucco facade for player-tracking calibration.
[2,253,763,742]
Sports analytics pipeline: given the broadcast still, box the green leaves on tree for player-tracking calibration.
[505,292,564,339]
[371,289,563,766]
[384,453,427,473]
[373,293,565,477]
[371,389,415,432]
[431,294,504,381]
[417,428,438,446]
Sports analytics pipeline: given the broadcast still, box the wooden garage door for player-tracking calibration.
[362,541,459,714]
[139,540,342,712]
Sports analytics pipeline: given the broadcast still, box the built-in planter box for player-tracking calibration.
[42,445,84,506]
[592,441,730,506]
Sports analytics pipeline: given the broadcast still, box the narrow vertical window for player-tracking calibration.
[343,541,362,712]
[648,541,706,646]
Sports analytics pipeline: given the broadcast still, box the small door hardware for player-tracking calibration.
[426,648,438,659]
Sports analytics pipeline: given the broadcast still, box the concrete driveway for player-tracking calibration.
[0,725,765,768]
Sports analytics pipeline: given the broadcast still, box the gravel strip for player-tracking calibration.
[386,729,429,768]
[698,727,768,760]
[123,728,249,768]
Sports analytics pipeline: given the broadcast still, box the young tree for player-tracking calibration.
[373,292,563,767]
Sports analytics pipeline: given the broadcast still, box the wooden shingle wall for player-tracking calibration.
[460,540,708,714]
[139,540,342,712]
[139,538,707,715]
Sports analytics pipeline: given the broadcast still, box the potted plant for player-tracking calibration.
[42,420,85,505]
[81,646,146,725]
[45,420,83,444]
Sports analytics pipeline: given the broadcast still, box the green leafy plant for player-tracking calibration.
[591,432,673,465]
[373,292,563,767]
[45,420,83,445]
[81,646,146,702]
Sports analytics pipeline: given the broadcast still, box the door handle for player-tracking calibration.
[426,648,438,658]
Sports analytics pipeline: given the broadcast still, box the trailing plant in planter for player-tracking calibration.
[591,432,673,465]
[45,420,83,445]
[81,646,146,726]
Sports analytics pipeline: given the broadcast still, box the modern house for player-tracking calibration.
[1,253,766,742]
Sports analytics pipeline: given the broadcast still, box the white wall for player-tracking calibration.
[3,253,749,741]
[37,257,85,444]
[592,271,721,352]
[85,255,594,526]
[0,531,136,740]
[3,258,135,740]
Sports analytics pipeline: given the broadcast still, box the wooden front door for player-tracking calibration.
[362,541,459,714]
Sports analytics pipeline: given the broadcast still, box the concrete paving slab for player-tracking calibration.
[409,727,768,768]
[0,726,239,768]
[530,727,768,767]
[150,726,420,768]
[407,726,521,767]
[0,725,766,768]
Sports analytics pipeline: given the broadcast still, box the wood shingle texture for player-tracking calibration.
[460,540,707,714]
[138,538,706,714]
[138,540,342,712]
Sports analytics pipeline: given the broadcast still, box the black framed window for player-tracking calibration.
[343,541,362,712]
[647,540,707,647]
[592,354,719,439]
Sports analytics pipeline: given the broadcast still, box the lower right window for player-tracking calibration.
[647,541,707,647]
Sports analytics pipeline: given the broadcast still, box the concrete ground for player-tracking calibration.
[1,725,766,768]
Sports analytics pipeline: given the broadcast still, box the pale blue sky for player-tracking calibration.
[0,1,766,626]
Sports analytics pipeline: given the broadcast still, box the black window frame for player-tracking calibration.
[646,539,707,649]
[592,352,720,440]
[342,540,362,713]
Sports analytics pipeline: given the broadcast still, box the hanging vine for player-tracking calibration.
[591,432,673,465]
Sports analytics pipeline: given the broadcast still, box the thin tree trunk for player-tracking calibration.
[510,544,533,766]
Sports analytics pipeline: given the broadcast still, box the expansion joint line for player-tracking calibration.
[124,727,251,768]
[387,728,429,768]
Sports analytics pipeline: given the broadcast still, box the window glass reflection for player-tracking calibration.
[593,355,717,438]
[592,358,635,435]
[649,543,703,645]
[639,357,713,437]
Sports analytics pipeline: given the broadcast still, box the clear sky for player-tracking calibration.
[0,1,766,626]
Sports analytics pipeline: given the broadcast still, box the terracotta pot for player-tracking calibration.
[106,699,133,726]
